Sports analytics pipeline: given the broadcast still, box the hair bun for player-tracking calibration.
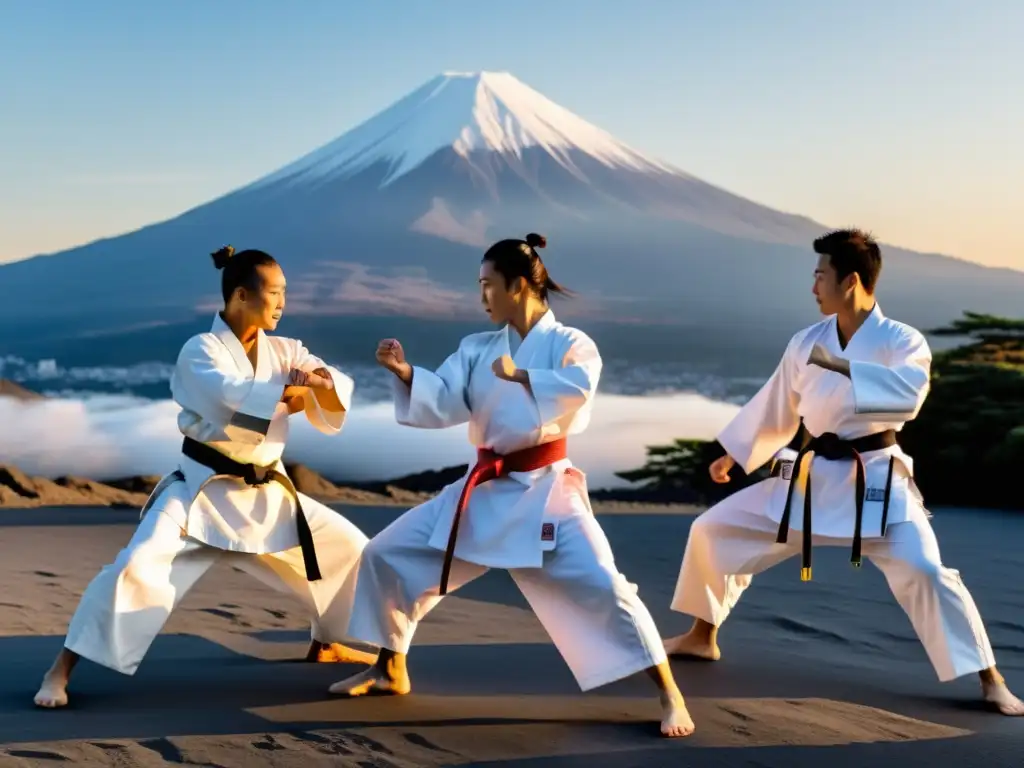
[211,245,235,270]
[525,233,546,250]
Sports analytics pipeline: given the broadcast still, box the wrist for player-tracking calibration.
[812,353,837,372]
[394,362,413,385]
[823,354,846,373]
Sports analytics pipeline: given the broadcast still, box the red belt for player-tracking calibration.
[439,438,569,595]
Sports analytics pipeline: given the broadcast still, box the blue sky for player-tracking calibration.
[1,0,1020,269]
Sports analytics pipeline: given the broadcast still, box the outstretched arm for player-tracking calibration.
[381,338,473,429]
[716,335,802,475]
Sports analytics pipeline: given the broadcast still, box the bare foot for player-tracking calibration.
[660,692,696,738]
[33,671,69,709]
[305,640,377,666]
[983,680,1024,715]
[664,630,721,661]
[328,666,411,698]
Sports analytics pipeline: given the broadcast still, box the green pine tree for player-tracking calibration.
[899,312,1024,508]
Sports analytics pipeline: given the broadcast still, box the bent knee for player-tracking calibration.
[565,565,637,608]
[359,535,407,577]
[360,537,388,565]
[882,554,947,586]
[915,559,948,582]
[689,512,715,540]
[687,509,730,546]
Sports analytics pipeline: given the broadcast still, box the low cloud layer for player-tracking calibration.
[0,392,739,489]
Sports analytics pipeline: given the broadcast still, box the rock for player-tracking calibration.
[283,463,435,505]
[0,465,149,508]
[285,463,345,498]
[337,463,469,496]
[0,457,702,511]
[0,466,40,498]
[382,485,433,504]
[0,379,45,401]
[104,475,163,495]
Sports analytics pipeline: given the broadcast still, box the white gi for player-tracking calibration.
[671,304,997,682]
[344,310,666,691]
[64,314,369,675]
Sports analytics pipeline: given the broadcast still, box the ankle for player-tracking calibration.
[661,686,685,705]
[981,668,1005,686]
[377,651,406,680]
[690,620,716,642]
[43,665,67,682]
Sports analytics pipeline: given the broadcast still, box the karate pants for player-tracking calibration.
[345,498,667,692]
[63,484,369,676]
[670,484,997,682]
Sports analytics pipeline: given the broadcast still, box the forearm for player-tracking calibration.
[391,360,470,429]
[817,353,928,415]
[849,360,928,414]
[819,356,851,378]
[392,362,413,388]
[716,394,800,474]
[510,369,533,395]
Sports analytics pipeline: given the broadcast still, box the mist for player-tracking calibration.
[0,392,740,489]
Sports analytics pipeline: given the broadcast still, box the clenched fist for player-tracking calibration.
[491,354,518,382]
[376,338,405,369]
[708,454,735,484]
[288,367,333,390]
[376,338,412,384]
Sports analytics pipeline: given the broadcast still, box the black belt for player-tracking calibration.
[181,437,322,581]
[770,428,897,581]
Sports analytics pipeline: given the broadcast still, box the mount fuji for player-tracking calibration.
[3,71,1022,353]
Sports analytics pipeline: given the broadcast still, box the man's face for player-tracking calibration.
[811,254,851,315]
[479,260,521,325]
[237,263,287,331]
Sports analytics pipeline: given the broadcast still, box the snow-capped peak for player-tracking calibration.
[249,71,677,189]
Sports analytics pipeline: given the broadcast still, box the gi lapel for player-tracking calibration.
[210,313,255,376]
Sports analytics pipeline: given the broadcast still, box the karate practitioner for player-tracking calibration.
[664,228,1024,715]
[327,234,694,738]
[34,246,375,709]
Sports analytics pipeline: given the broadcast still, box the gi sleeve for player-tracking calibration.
[393,341,474,429]
[717,333,803,474]
[522,330,602,432]
[288,339,355,435]
[849,329,931,417]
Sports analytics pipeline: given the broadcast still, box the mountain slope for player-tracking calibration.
[245,71,679,188]
[1,71,1021,342]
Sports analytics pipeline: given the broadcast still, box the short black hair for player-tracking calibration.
[813,228,882,293]
[210,245,279,303]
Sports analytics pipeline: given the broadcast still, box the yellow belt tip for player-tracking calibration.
[800,567,812,581]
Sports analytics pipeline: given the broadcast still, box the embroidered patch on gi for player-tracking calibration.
[865,487,887,502]
[780,461,793,480]
[541,522,555,541]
